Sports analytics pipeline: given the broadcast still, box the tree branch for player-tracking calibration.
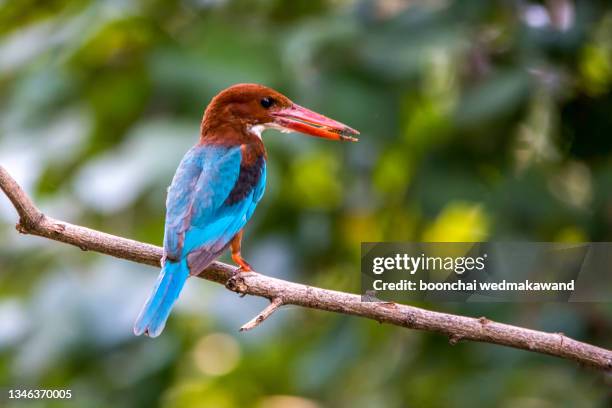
[1,165,610,371]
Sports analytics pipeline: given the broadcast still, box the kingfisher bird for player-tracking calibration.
[134,83,359,337]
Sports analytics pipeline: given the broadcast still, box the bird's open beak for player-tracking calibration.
[272,104,359,141]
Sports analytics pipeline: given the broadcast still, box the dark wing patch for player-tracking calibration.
[224,154,266,206]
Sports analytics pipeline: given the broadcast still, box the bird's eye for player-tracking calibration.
[260,97,274,109]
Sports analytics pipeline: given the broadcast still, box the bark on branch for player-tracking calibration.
[0,165,610,371]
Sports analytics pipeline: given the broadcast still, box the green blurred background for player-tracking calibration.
[0,0,611,407]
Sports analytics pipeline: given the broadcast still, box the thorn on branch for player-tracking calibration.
[449,334,462,345]
[478,316,490,325]
[240,297,284,332]
[15,222,27,234]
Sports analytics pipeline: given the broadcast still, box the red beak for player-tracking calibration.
[272,104,359,141]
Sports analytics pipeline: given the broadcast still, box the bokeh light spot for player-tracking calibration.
[193,333,241,376]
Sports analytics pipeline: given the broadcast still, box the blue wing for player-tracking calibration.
[163,145,242,260]
[163,144,266,272]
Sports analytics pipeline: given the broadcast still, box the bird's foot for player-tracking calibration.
[237,263,252,273]
[232,253,252,273]
[233,264,251,275]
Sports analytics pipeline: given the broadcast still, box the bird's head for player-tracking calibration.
[201,83,359,142]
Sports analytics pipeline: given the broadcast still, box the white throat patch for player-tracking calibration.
[248,124,266,139]
[248,123,291,139]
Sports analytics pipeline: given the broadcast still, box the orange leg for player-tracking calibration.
[231,230,252,272]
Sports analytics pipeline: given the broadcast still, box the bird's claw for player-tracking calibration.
[233,258,252,274]
[233,265,251,275]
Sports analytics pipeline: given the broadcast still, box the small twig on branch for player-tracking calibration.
[240,297,284,332]
[0,165,611,371]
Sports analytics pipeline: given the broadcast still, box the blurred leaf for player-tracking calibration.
[423,201,490,242]
[455,70,529,127]
[287,151,342,209]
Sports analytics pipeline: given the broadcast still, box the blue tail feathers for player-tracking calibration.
[134,259,189,337]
